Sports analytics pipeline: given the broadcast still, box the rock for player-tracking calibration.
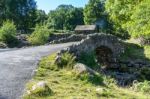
[27,81,52,96]
[74,63,87,74]
[85,89,91,93]
[16,34,30,48]
[0,42,7,48]
[54,55,62,65]
[74,63,97,75]
[96,88,103,92]
[114,72,136,86]
[32,81,46,90]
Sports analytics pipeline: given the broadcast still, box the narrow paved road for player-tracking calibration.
[0,42,76,99]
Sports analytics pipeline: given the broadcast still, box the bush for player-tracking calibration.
[57,52,76,69]
[28,25,51,45]
[0,21,18,47]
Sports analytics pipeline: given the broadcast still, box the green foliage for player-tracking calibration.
[79,52,98,69]
[77,72,103,85]
[84,0,105,24]
[126,0,150,40]
[119,43,145,60]
[47,5,84,30]
[35,10,48,25]
[57,52,76,69]
[28,25,51,45]
[132,81,150,94]
[105,0,138,39]
[0,21,18,47]
[105,0,150,40]
[0,0,37,31]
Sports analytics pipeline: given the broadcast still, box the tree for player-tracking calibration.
[35,10,48,25]
[64,8,84,30]
[126,0,150,40]
[105,0,143,38]
[47,5,84,30]
[0,0,37,31]
[84,0,105,24]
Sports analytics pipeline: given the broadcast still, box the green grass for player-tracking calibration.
[23,53,150,99]
[120,42,150,62]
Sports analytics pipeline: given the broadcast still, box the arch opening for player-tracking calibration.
[95,46,113,67]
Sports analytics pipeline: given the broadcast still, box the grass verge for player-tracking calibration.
[23,52,150,99]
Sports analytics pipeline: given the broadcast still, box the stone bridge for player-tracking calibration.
[59,33,125,66]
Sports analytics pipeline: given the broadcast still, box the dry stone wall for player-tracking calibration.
[59,33,124,58]
[49,34,87,44]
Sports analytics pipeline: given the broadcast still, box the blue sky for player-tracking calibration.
[35,0,89,13]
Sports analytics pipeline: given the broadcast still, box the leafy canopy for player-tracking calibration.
[47,5,84,30]
[84,0,105,24]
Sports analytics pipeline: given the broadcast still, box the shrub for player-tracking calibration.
[0,21,18,47]
[57,52,76,69]
[28,25,51,45]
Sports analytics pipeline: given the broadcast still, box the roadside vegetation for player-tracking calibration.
[27,25,52,45]
[0,21,18,47]
[23,52,150,99]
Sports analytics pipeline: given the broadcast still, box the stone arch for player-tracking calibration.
[68,33,124,56]
[95,46,113,67]
[60,33,124,67]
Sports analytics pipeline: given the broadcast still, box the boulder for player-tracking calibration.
[27,81,52,96]
[74,63,97,75]
[0,42,7,48]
